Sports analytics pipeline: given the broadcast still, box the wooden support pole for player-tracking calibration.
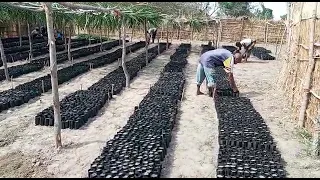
[160,25,163,40]
[100,25,103,52]
[18,20,22,47]
[205,22,208,41]
[276,26,287,60]
[170,27,173,43]
[264,22,269,48]
[166,23,169,50]
[178,26,181,41]
[107,28,110,39]
[27,23,33,60]
[239,18,245,41]
[298,2,318,128]
[121,19,130,88]
[0,38,9,81]
[42,2,62,148]
[157,37,160,55]
[118,26,121,44]
[77,25,80,36]
[275,26,282,54]
[218,21,222,48]
[88,27,91,45]
[144,19,149,65]
[63,25,67,50]
[68,26,71,61]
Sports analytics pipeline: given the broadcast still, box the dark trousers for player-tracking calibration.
[151,31,157,43]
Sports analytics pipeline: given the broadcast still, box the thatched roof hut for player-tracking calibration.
[280,2,320,155]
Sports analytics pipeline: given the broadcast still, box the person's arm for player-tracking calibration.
[223,57,238,92]
[228,72,238,92]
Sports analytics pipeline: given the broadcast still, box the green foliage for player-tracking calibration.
[253,3,274,20]
[280,14,287,20]
[217,2,253,17]
[0,2,211,36]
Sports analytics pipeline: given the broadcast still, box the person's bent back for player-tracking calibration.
[196,49,242,97]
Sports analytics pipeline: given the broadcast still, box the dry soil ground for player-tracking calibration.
[0,41,319,178]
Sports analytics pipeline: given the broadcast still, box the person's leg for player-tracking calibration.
[196,63,206,95]
[152,36,155,43]
[147,34,151,44]
[203,67,216,98]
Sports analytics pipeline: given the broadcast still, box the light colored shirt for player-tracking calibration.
[200,49,234,72]
[240,38,252,47]
[148,28,157,34]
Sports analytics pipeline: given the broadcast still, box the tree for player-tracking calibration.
[254,3,274,20]
[280,14,287,20]
[217,2,253,17]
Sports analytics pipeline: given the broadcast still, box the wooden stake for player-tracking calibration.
[11,76,13,89]
[240,18,245,41]
[27,23,33,60]
[166,23,169,50]
[276,26,287,60]
[42,80,45,93]
[218,21,222,48]
[118,26,121,44]
[160,25,163,40]
[121,19,130,88]
[0,38,9,81]
[107,28,110,40]
[42,2,62,148]
[144,19,149,66]
[111,84,114,95]
[100,25,103,52]
[68,26,72,62]
[77,25,80,36]
[298,3,318,128]
[275,26,282,54]
[131,28,134,42]
[157,38,160,55]
[264,23,269,48]
[88,27,91,45]
[18,20,22,47]
[63,25,67,50]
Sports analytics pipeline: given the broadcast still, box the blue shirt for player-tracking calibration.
[200,48,233,69]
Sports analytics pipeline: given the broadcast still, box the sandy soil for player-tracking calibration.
[161,48,217,178]
[161,42,320,178]
[232,45,320,178]
[0,40,320,178]
[0,44,176,178]
[0,42,132,91]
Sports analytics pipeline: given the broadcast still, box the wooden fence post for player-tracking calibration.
[264,22,269,48]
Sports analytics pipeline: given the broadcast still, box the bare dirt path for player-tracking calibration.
[162,46,218,178]
[0,44,176,178]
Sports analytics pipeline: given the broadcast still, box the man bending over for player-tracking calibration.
[196,49,242,97]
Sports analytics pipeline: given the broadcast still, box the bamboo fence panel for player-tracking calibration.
[280,2,320,154]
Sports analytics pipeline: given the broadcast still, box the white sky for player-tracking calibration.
[253,2,287,20]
